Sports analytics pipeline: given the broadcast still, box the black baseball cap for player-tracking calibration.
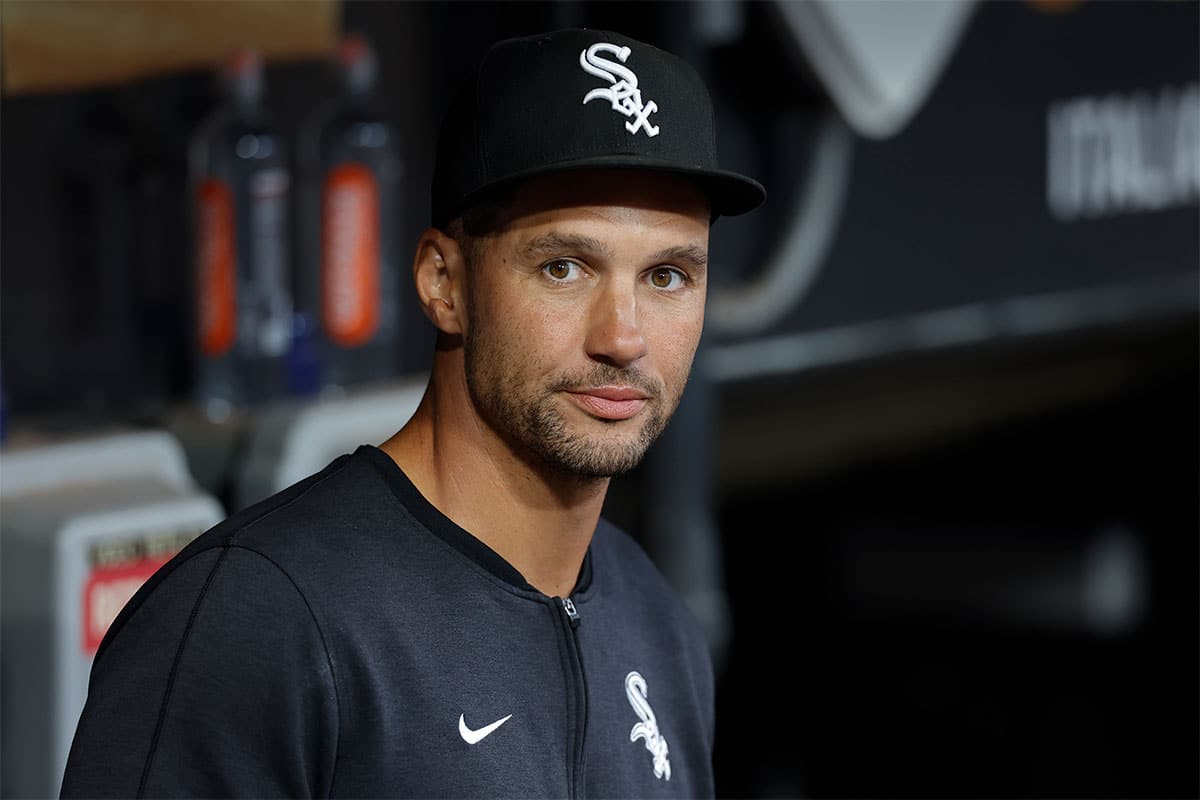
[431,28,765,227]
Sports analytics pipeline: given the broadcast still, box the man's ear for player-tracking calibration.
[412,228,467,335]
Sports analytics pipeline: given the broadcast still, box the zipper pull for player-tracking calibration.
[561,597,581,629]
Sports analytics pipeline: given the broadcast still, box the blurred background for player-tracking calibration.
[1,0,1196,797]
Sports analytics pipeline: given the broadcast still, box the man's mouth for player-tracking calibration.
[564,386,650,420]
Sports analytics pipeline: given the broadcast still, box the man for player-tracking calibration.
[61,27,762,798]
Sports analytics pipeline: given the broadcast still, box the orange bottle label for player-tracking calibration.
[322,163,380,347]
[196,179,237,356]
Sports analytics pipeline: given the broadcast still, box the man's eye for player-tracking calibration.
[543,260,580,282]
[649,268,685,290]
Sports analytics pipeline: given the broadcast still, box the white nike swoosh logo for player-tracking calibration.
[459,713,513,744]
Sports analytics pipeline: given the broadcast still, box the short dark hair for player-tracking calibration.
[440,186,516,269]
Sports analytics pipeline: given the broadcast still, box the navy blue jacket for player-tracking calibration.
[61,445,715,798]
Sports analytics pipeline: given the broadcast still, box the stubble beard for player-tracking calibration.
[464,339,678,480]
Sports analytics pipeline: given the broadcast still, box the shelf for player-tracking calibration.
[2,0,338,95]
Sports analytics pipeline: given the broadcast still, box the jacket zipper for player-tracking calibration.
[558,596,587,799]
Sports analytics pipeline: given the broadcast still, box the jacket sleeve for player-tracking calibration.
[60,544,339,798]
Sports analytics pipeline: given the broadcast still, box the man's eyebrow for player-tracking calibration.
[518,233,707,273]
[650,244,708,272]
[518,232,614,261]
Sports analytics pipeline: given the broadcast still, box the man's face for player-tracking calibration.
[461,169,710,479]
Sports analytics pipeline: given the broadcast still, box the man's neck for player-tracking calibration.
[379,383,607,599]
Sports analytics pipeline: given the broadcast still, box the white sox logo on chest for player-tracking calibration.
[625,671,671,780]
[579,43,661,138]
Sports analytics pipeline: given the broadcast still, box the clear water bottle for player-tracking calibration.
[189,48,294,417]
[299,33,403,393]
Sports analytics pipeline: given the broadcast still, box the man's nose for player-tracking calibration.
[585,283,648,367]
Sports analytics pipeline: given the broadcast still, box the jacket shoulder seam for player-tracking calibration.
[137,545,230,797]
[225,544,343,796]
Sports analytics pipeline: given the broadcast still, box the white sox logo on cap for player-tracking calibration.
[430,28,764,227]
[579,43,661,138]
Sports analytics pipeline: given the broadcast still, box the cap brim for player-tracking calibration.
[445,154,765,226]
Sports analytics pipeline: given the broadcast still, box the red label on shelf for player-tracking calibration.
[82,553,174,655]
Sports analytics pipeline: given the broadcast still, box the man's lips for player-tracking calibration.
[564,386,650,420]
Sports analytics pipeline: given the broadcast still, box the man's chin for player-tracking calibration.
[517,401,665,478]
[540,434,652,479]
